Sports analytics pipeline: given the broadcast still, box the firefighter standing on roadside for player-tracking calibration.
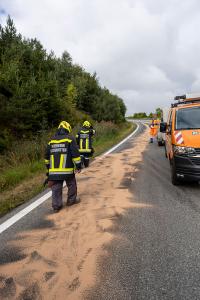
[45,121,82,213]
[76,121,95,168]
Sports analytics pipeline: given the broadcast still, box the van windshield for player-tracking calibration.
[176,107,200,130]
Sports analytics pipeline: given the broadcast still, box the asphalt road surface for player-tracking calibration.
[86,125,200,300]
[0,122,143,255]
[1,122,200,300]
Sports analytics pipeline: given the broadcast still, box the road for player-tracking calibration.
[1,122,200,299]
[86,124,200,300]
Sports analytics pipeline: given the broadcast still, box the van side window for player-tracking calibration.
[168,110,172,125]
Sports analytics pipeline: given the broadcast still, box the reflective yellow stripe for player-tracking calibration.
[50,155,54,169]
[48,138,72,145]
[49,167,74,172]
[79,149,91,153]
[73,158,81,165]
[86,138,89,150]
[80,130,89,133]
[80,139,83,149]
[59,154,64,169]
[73,157,81,162]
[44,159,50,164]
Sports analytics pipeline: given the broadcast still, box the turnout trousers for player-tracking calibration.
[51,175,77,209]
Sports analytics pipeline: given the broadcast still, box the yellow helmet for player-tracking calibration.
[58,121,72,133]
[83,120,91,128]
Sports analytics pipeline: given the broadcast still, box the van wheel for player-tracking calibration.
[170,160,180,185]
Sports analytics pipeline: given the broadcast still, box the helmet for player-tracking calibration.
[83,120,91,128]
[58,121,72,133]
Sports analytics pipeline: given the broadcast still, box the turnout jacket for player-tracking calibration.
[76,126,95,155]
[45,129,81,181]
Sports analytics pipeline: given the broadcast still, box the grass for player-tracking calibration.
[93,122,136,156]
[0,174,45,216]
[0,160,45,192]
[0,121,135,216]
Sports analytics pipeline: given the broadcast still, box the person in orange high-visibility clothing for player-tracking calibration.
[149,119,160,143]
[154,119,160,134]
[149,119,156,143]
[149,120,154,143]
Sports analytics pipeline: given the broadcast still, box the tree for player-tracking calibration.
[149,112,153,118]
[66,83,77,109]
[156,108,162,118]
[133,112,147,119]
[0,16,127,151]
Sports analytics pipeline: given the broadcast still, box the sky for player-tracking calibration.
[1,0,200,115]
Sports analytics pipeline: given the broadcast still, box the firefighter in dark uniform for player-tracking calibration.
[76,121,95,168]
[45,121,82,213]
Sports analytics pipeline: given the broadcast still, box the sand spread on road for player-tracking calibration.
[0,129,148,300]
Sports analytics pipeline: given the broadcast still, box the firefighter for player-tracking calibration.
[45,121,82,213]
[76,121,95,168]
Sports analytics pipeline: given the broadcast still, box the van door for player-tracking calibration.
[166,109,173,159]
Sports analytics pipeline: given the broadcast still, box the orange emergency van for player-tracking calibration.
[160,94,200,185]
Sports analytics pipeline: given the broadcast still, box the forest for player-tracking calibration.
[0,16,126,152]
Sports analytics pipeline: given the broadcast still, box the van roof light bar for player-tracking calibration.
[172,94,200,107]
[174,95,186,101]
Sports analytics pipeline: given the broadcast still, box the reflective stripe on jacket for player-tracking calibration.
[76,127,95,154]
[45,131,81,181]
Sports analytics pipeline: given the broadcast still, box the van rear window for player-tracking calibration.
[176,107,200,130]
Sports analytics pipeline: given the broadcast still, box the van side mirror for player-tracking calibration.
[160,122,167,133]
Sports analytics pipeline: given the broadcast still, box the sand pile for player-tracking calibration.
[0,129,148,300]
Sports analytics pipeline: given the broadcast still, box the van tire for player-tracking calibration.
[158,141,162,147]
[170,160,180,185]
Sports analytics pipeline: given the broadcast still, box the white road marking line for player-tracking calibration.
[0,191,52,234]
[0,123,140,234]
[102,123,139,156]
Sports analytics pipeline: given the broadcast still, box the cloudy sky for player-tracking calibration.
[0,0,200,114]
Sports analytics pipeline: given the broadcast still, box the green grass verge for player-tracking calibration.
[0,121,135,216]
[0,160,44,192]
[93,122,136,156]
[0,179,44,216]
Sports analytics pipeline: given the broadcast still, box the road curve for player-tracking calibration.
[86,125,200,300]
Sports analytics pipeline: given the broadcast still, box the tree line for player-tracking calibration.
[128,108,162,119]
[0,17,126,151]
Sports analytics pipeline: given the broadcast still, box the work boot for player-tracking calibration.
[66,198,81,206]
[53,206,63,213]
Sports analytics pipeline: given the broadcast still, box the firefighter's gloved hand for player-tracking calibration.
[75,169,81,174]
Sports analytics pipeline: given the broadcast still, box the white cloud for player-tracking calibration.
[1,0,200,114]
